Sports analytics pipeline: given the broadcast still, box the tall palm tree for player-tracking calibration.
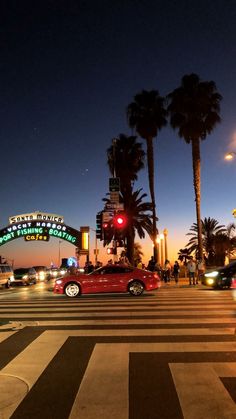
[127,90,167,261]
[107,134,145,201]
[102,189,154,264]
[167,74,222,260]
[186,217,226,265]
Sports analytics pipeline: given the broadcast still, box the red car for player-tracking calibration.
[53,264,160,298]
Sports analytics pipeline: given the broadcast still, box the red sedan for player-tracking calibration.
[54,264,160,297]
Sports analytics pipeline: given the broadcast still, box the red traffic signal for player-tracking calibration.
[113,213,127,229]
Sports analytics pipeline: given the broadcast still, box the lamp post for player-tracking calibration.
[163,228,168,261]
[90,228,98,265]
[160,233,164,267]
[224,151,236,160]
[58,240,62,267]
[156,237,160,264]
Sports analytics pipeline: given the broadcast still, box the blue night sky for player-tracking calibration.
[1,0,236,267]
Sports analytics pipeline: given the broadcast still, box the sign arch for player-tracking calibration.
[0,212,82,248]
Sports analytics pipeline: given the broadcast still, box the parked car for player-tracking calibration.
[201,261,236,289]
[54,264,161,298]
[13,267,37,285]
[0,264,14,288]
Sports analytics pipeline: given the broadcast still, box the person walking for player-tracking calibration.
[147,256,156,272]
[173,261,180,284]
[197,258,205,284]
[187,257,197,285]
[163,259,171,283]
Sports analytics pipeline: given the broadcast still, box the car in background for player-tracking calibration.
[13,267,37,285]
[32,266,48,281]
[54,264,161,298]
[201,261,236,289]
[0,264,14,288]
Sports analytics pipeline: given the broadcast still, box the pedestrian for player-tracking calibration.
[68,263,77,275]
[137,258,142,269]
[87,261,94,273]
[197,258,205,284]
[173,261,180,284]
[119,251,130,265]
[147,256,156,272]
[163,259,171,283]
[187,257,197,285]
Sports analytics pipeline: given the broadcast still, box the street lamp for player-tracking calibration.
[224,151,236,160]
[160,233,164,267]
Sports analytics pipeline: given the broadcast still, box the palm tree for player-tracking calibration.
[186,217,226,265]
[127,90,167,261]
[167,74,222,260]
[133,242,144,266]
[102,189,154,264]
[107,134,145,200]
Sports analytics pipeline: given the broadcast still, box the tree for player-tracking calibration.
[167,74,222,260]
[133,242,144,266]
[107,134,145,201]
[102,189,154,265]
[127,90,167,261]
[186,217,226,264]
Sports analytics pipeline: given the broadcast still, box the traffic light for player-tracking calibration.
[103,220,114,243]
[113,212,127,229]
[96,212,103,240]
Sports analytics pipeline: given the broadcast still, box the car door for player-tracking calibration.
[80,268,107,293]
[100,266,128,293]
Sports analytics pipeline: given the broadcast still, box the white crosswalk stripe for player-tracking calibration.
[1,286,236,418]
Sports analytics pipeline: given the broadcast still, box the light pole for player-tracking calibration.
[58,240,62,267]
[90,228,98,265]
[163,228,168,261]
[160,233,164,267]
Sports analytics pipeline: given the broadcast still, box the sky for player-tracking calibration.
[1,0,236,268]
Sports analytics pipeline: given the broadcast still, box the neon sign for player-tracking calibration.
[0,221,81,247]
[25,233,50,242]
[9,212,64,224]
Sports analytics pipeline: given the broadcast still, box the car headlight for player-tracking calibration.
[23,275,28,279]
[206,278,215,285]
[205,271,219,278]
[10,275,15,282]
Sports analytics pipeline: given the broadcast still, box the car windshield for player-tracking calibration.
[14,268,28,274]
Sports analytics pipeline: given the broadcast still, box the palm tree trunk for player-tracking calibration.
[191,139,204,260]
[146,137,158,261]
[126,226,135,265]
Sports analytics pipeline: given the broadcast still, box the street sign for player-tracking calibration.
[233,209,236,218]
[109,178,120,192]
[110,191,120,203]
[102,211,114,222]
[105,202,124,210]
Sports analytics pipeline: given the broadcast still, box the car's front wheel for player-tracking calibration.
[128,280,144,296]
[65,282,80,298]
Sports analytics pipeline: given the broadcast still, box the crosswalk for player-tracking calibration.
[1,286,236,418]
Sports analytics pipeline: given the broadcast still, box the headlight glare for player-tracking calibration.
[205,271,219,278]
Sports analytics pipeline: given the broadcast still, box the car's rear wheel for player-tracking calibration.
[128,280,144,296]
[65,282,80,298]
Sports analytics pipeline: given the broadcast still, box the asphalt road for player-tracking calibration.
[1,280,236,418]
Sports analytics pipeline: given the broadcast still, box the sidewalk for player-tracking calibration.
[161,276,202,287]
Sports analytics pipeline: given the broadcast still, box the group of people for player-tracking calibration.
[186,256,205,285]
[146,256,205,285]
